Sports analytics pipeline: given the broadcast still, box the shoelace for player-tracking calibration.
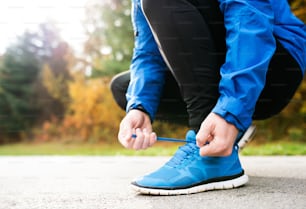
[131,134,193,143]
[166,142,198,167]
[132,133,199,167]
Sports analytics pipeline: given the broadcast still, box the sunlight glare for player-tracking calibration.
[0,0,88,54]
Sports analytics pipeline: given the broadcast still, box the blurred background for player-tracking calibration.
[0,0,304,152]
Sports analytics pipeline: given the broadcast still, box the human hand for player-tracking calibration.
[118,109,157,150]
[196,112,239,156]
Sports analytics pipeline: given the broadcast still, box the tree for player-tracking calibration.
[83,0,133,77]
[0,33,41,141]
[34,22,73,121]
[290,0,306,21]
[0,22,73,142]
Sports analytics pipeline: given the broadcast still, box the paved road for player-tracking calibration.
[0,156,305,209]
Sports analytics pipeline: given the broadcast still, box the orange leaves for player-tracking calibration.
[36,72,126,142]
[60,73,125,142]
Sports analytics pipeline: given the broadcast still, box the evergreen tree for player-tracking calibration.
[0,33,41,140]
[0,22,73,142]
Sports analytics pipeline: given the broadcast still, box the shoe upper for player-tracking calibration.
[132,130,244,189]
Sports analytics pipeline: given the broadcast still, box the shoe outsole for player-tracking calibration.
[238,125,256,151]
[131,174,249,196]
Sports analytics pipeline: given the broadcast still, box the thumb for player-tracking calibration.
[196,125,214,147]
[199,140,217,156]
[119,128,133,140]
[199,136,233,157]
[118,121,134,145]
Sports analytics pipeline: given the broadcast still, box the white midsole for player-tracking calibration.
[131,174,249,196]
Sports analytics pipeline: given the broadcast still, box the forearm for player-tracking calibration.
[126,50,167,121]
[126,0,167,121]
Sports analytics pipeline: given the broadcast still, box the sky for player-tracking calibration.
[0,0,89,54]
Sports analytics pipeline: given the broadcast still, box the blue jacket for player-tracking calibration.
[126,0,306,131]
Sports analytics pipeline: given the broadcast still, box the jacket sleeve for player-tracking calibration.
[271,0,306,74]
[126,0,167,121]
[212,0,276,131]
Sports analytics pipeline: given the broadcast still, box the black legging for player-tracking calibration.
[141,0,224,130]
[111,0,302,129]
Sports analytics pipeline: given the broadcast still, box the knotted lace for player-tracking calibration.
[166,142,199,168]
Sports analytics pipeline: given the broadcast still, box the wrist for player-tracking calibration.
[128,105,150,116]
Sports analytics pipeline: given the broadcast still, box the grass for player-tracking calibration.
[240,141,306,156]
[0,140,306,156]
[0,142,179,156]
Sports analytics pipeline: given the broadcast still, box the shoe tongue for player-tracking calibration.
[166,131,197,167]
[186,130,197,143]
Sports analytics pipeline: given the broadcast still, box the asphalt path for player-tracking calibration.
[0,156,305,209]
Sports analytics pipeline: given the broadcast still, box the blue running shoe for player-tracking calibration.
[131,130,248,195]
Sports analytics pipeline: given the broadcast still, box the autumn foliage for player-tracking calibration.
[36,70,190,143]
[36,73,125,143]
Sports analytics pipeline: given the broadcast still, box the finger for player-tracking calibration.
[199,137,233,157]
[125,128,137,149]
[142,128,151,149]
[196,127,213,147]
[118,128,133,148]
[118,118,134,140]
[133,128,144,150]
[149,132,157,147]
[204,134,214,144]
